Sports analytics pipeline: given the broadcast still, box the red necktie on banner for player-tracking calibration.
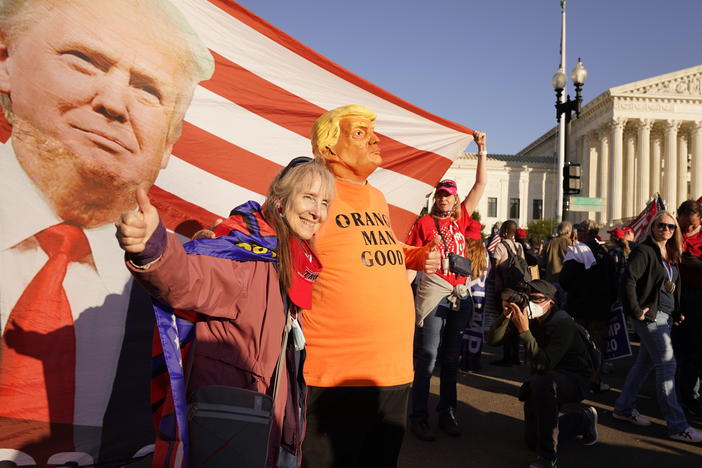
[0,223,90,425]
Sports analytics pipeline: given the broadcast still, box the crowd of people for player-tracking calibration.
[114,106,702,467]
[481,202,702,467]
[2,2,699,468]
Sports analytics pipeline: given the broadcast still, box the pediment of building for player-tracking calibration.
[611,64,702,98]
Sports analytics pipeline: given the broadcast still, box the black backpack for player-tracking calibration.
[500,240,532,288]
[551,310,601,372]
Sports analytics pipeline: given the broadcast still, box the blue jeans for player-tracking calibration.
[614,311,688,434]
[410,296,472,422]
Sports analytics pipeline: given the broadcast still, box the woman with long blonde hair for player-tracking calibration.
[613,211,702,443]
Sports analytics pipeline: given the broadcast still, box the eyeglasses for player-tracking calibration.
[655,222,676,231]
[529,295,549,304]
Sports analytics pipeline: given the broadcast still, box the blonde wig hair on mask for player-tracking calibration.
[311,104,377,160]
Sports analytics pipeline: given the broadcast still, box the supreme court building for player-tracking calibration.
[446,64,702,229]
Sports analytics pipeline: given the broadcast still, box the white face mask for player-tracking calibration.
[527,301,548,319]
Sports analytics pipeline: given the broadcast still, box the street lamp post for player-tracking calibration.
[552,59,588,221]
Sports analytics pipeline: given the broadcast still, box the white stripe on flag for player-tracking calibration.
[157,156,265,217]
[170,0,471,160]
[185,86,311,165]
[368,169,434,213]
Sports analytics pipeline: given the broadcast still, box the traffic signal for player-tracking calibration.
[563,162,581,195]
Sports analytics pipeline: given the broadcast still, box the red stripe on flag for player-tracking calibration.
[388,204,421,243]
[149,184,221,237]
[172,122,283,195]
[207,0,473,136]
[201,51,453,184]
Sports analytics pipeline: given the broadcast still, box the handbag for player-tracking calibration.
[188,309,292,468]
[433,217,472,277]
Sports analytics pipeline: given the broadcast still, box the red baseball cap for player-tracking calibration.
[435,179,458,195]
[607,228,625,240]
[515,228,527,240]
[465,219,482,240]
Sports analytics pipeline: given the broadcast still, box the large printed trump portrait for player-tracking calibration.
[0,0,213,465]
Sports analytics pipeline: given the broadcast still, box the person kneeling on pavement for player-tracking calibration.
[487,280,598,468]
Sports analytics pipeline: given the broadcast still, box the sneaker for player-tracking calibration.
[581,406,598,446]
[438,408,462,437]
[409,419,436,442]
[670,427,702,443]
[682,398,702,418]
[613,408,652,426]
[528,456,558,468]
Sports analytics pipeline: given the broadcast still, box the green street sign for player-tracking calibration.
[569,197,606,212]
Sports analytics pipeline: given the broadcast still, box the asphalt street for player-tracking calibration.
[398,342,701,468]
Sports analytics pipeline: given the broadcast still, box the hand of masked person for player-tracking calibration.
[509,302,530,333]
[115,184,160,253]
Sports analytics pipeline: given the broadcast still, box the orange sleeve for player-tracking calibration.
[403,243,430,270]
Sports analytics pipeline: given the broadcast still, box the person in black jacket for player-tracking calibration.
[560,220,617,393]
[613,211,702,443]
[487,280,597,468]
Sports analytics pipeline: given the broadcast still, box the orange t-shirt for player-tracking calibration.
[300,179,415,387]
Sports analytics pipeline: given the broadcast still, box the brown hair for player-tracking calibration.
[262,160,335,290]
[646,211,683,264]
[499,220,518,239]
[611,238,631,257]
[465,237,488,278]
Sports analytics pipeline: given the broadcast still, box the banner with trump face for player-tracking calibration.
[0,0,473,465]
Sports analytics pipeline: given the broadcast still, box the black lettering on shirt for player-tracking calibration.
[336,214,351,228]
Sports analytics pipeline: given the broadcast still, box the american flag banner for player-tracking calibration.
[487,234,503,255]
[627,193,666,242]
[149,0,475,238]
[0,0,473,466]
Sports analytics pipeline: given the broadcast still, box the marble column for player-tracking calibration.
[588,136,598,198]
[519,171,528,226]
[608,119,625,222]
[663,120,680,211]
[650,132,662,196]
[692,121,702,199]
[596,129,609,224]
[623,130,636,217]
[677,131,689,206]
[636,119,652,209]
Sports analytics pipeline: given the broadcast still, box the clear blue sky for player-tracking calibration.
[236,0,701,155]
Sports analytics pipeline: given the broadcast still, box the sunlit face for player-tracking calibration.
[434,191,457,213]
[285,175,330,240]
[328,117,381,180]
[678,213,701,234]
[0,0,193,187]
[652,214,676,242]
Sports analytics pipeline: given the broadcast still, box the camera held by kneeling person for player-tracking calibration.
[486,280,599,468]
